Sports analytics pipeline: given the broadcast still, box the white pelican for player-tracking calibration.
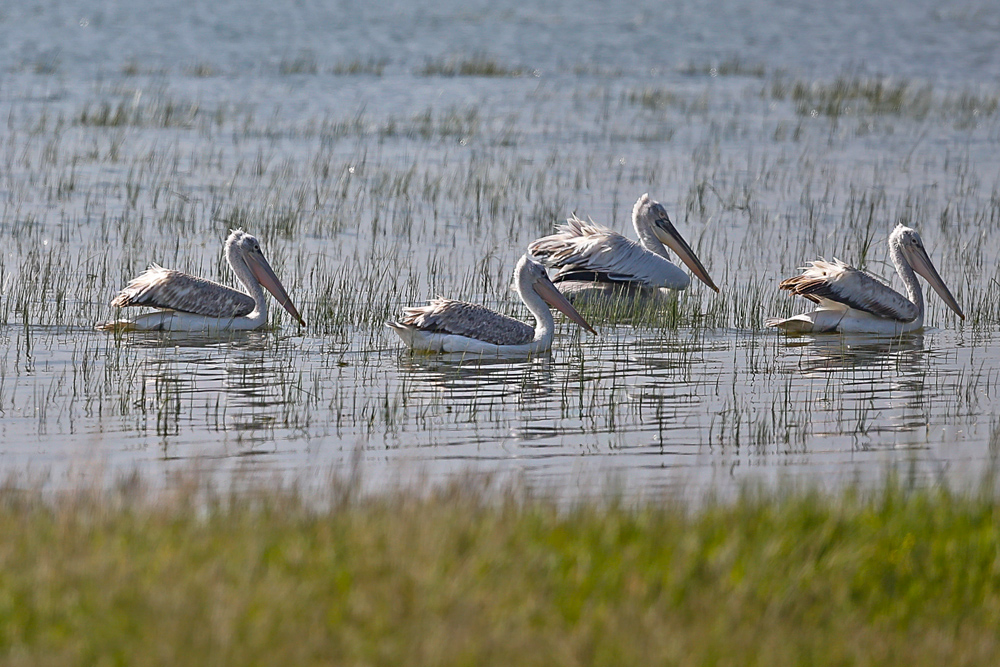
[766,223,964,334]
[527,193,719,298]
[99,229,306,332]
[387,254,597,355]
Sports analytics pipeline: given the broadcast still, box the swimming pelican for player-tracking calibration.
[387,254,597,355]
[527,193,719,298]
[99,229,306,332]
[766,223,964,334]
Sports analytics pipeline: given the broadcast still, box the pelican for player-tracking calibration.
[766,223,964,334]
[527,193,719,298]
[99,229,306,332]
[387,254,597,355]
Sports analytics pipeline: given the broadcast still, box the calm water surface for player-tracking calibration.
[1,0,999,496]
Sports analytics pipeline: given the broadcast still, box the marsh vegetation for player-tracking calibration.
[0,475,998,665]
[0,0,998,499]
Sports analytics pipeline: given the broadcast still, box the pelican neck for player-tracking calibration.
[515,270,555,345]
[227,244,268,317]
[890,236,924,318]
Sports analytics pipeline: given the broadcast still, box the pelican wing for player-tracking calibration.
[528,216,679,286]
[779,259,919,322]
[110,264,255,317]
[394,298,535,346]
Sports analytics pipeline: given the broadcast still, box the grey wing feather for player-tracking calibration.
[779,259,919,321]
[111,264,255,317]
[528,216,677,286]
[396,299,535,345]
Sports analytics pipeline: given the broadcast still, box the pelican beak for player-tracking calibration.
[533,276,597,335]
[905,245,964,320]
[651,217,719,292]
[246,252,307,326]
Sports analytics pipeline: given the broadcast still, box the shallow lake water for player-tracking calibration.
[1,0,999,496]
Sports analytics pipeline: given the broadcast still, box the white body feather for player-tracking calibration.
[387,256,595,357]
[529,216,691,289]
[767,225,964,334]
[100,230,304,333]
[527,194,718,297]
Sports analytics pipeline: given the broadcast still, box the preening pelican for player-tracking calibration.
[766,223,964,334]
[387,254,596,355]
[99,229,306,332]
[527,193,719,297]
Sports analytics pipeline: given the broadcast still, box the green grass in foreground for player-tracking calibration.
[0,478,998,666]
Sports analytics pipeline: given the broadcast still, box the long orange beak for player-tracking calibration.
[906,245,964,319]
[652,218,719,292]
[533,276,597,335]
[246,252,307,326]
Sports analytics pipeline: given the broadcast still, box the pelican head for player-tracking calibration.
[226,230,306,326]
[633,194,719,292]
[517,255,597,334]
[892,224,964,320]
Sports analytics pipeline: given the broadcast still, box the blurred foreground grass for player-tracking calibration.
[0,476,997,666]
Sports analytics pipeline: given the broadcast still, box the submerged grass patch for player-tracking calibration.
[76,98,202,128]
[331,57,387,76]
[790,76,930,118]
[680,56,766,78]
[417,53,526,77]
[767,73,999,122]
[278,54,319,76]
[184,62,216,78]
[0,477,997,665]
[622,87,681,110]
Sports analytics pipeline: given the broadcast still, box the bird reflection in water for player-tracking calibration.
[778,332,927,375]
[124,332,300,450]
[775,333,935,444]
[118,330,274,352]
[396,354,556,407]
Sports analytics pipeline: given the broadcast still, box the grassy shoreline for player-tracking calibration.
[0,477,996,665]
